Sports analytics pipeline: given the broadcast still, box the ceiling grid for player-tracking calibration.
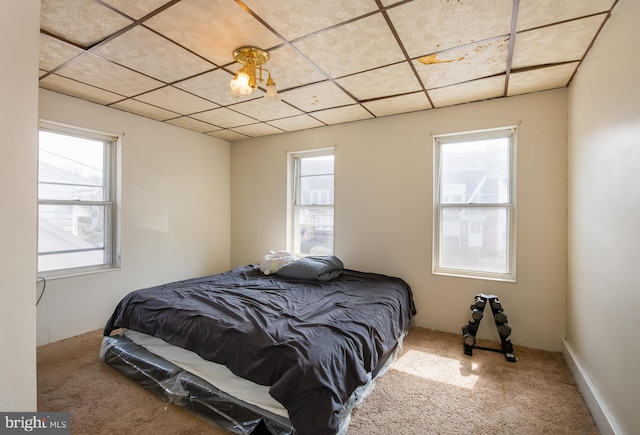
[38,0,619,141]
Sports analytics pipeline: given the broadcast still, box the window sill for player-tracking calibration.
[432,268,516,283]
[38,266,121,281]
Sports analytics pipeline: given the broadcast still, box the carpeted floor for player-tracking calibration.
[37,328,598,434]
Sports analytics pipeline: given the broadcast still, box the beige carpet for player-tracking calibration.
[37,328,598,434]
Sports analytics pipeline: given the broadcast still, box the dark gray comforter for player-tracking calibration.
[104,265,415,434]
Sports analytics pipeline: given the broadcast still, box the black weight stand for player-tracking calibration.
[462,293,517,362]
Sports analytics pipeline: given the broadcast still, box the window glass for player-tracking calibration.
[38,126,118,275]
[434,128,515,281]
[439,207,509,274]
[290,152,334,256]
[440,138,510,204]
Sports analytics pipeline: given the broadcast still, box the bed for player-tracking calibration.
[100,256,415,434]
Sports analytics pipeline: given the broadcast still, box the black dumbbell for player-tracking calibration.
[472,309,484,320]
[494,312,507,324]
[497,323,512,337]
[463,333,476,347]
[491,299,502,310]
[466,321,479,335]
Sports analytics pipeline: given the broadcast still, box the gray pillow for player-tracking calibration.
[275,255,344,282]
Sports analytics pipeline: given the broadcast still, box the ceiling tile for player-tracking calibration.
[267,115,326,132]
[241,0,377,40]
[336,62,422,101]
[39,34,84,72]
[512,14,607,69]
[517,0,616,31]
[207,130,250,141]
[101,0,172,19]
[230,98,303,122]
[191,108,257,129]
[507,62,579,96]
[37,0,617,142]
[311,105,373,125]
[93,26,214,83]
[281,81,355,112]
[110,99,181,121]
[39,74,124,105]
[387,0,513,58]
[144,0,283,66]
[362,92,432,117]
[429,75,505,108]
[165,116,221,133]
[55,53,163,96]
[231,123,284,138]
[262,45,328,91]
[414,37,509,89]
[293,13,406,78]
[135,86,219,115]
[40,0,132,48]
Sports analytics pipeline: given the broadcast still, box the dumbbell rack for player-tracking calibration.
[462,293,517,362]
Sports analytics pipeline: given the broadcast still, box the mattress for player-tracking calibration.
[100,330,403,435]
[123,328,288,418]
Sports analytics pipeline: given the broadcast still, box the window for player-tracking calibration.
[433,127,516,281]
[38,123,119,275]
[289,149,334,256]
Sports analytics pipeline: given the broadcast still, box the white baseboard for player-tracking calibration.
[560,338,620,435]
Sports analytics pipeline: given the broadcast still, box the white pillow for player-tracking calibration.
[259,250,296,275]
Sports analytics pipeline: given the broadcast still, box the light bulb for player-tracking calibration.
[263,76,280,102]
[229,71,253,95]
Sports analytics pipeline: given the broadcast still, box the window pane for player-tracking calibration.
[38,250,106,273]
[294,207,334,255]
[300,155,334,177]
[298,155,334,206]
[38,204,109,272]
[440,137,509,204]
[39,131,105,200]
[300,174,333,205]
[439,207,509,274]
[38,183,104,201]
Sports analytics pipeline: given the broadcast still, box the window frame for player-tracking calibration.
[433,127,516,282]
[37,121,121,277]
[287,148,335,257]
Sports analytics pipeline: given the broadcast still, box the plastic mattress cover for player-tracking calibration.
[99,333,403,435]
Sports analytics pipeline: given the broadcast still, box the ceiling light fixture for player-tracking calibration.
[229,46,280,102]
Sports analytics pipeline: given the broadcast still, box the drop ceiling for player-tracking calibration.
[39,0,618,142]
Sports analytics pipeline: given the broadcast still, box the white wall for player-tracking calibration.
[567,0,640,433]
[0,1,40,411]
[37,90,231,345]
[231,89,568,351]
